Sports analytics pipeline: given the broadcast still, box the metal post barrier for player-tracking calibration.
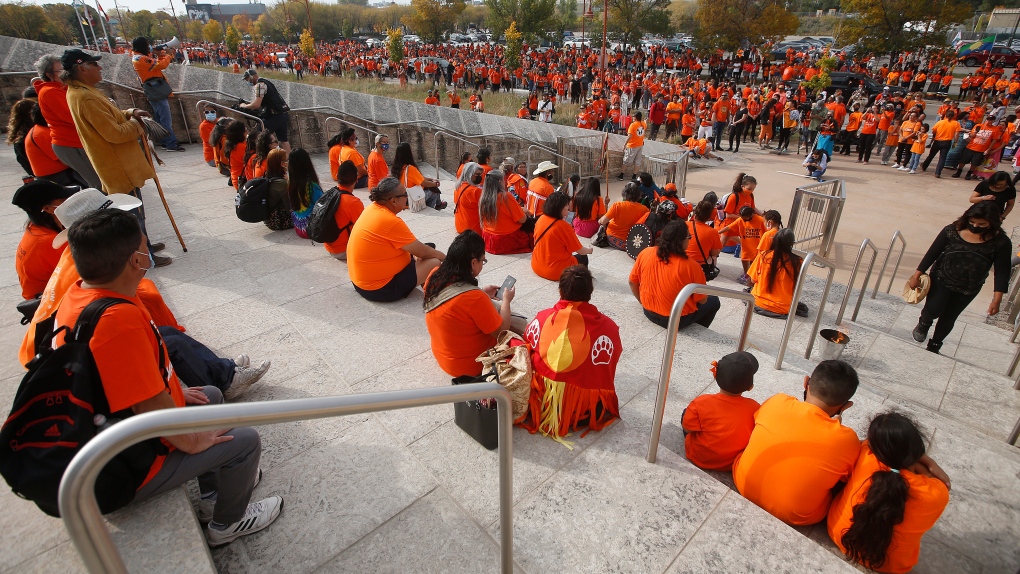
[1008,414,1020,445]
[675,151,693,199]
[834,238,879,325]
[1008,319,1020,380]
[872,230,907,298]
[1005,267,1020,325]
[195,100,264,131]
[774,252,837,369]
[59,384,514,574]
[787,180,845,258]
[646,284,755,463]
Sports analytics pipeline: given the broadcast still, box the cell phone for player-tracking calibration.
[495,276,516,299]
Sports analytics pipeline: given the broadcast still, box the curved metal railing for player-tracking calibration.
[774,252,837,369]
[195,99,265,131]
[835,238,879,325]
[59,383,515,574]
[872,230,907,298]
[646,284,756,463]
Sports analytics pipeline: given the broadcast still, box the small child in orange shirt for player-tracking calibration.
[199,106,218,167]
[681,352,761,471]
[719,206,767,283]
[907,123,929,174]
[880,119,900,165]
[757,210,782,253]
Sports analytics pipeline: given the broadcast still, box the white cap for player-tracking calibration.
[52,188,142,248]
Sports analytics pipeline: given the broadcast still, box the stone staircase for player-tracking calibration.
[1,148,1017,573]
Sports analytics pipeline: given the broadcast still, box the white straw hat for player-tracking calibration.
[52,189,142,248]
[533,160,558,176]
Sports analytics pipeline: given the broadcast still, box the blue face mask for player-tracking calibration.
[136,250,155,272]
[381,143,390,151]
[205,112,217,121]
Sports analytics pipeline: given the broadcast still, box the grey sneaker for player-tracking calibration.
[206,496,283,547]
[224,359,271,400]
[234,354,250,369]
[197,468,262,522]
[912,321,930,343]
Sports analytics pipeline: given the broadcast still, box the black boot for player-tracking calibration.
[912,320,930,342]
[926,339,943,354]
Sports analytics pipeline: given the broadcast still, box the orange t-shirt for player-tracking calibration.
[686,220,722,264]
[328,144,343,181]
[339,146,365,178]
[626,120,647,148]
[199,119,215,162]
[748,250,799,314]
[346,203,417,290]
[526,177,555,215]
[366,150,389,190]
[531,216,582,281]
[454,182,483,234]
[757,227,777,252]
[733,394,861,526]
[229,142,246,189]
[25,125,67,177]
[54,282,187,487]
[323,188,366,255]
[910,132,928,154]
[482,195,526,235]
[628,248,706,317]
[401,165,426,188]
[682,393,761,471]
[826,442,950,574]
[720,214,766,262]
[605,201,649,241]
[424,282,502,377]
[16,224,63,300]
[931,119,960,142]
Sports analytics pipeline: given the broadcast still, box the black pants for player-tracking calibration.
[919,279,979,344]
[643,295,721,329]
[857,133,876,162]
[777,127,791,151]
[955,148,985,176]
[922,140,952,175]
[895,142,911,166]
[729,125,744,151]
[575,254,589,267]
[839,130,853,155]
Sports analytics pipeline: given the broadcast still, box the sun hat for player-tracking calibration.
[52,188,142,248]
[533,161,558,176]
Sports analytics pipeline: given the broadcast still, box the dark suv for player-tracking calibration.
[823,72,906,102]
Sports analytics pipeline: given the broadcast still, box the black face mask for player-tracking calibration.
[967,224,989,235]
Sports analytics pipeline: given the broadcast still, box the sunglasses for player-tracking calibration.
[391,193,408,200]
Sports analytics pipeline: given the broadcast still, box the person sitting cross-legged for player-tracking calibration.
[681,352,761,471]
[55,209,282,546]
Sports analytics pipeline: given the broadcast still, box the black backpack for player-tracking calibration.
[0,298,168,517]
[307,186,354,243]
[236,177,272,223]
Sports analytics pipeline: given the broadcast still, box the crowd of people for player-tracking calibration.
[7,39,1018,569]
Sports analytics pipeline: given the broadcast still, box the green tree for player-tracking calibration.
[837,0,971,61]
[185,19,205,41]
[694,0,798,52]
[553,0,577,40]
[0,3,53,42]
[203,19,224,43]
[225,23,241,53]
[232,14,251,35]
[485,0,556,41]
[125,9,157,39]
[505,20,523,72]
[41,3,80,44]
[803,56,835,91]
[298,28,316,57]
[386,27,404,62]
[607,0,672,51]
[342,18,355,38]
[404,0,465,43]
[669,0,697,35]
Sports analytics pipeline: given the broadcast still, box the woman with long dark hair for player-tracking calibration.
[629,220,720,329]
[686,199,722,264]
[599,182,648,251]
[391,141,445,209]
[328,127,368,186]
[286,148,324,238]
[239,127,262,184]
[262,148,292,231]
[532,192,593,280]
[7,98,35,176]
[222,120,247,189]
[24,103,85,187]
[479,169,533,254]
[747,228,807,318]
[246,129,277,181]
[572,177,608,238]
[909,201,1012,353]
[828,412,950,573]
[423,230,517,377]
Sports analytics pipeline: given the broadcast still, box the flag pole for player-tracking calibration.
[93,0,113,53]
[71,2,90,49]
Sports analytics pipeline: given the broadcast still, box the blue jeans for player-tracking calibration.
[808,168,826,181]
[713,121,727,150]
[149,97,179,149]
[158,326,236,392]
[908,152,921,171]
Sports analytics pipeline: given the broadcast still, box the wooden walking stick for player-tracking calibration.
[136,124,188,252]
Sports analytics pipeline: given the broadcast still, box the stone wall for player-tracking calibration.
[0,35,682,178]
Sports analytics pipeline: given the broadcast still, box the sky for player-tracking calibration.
[19,0,412,16]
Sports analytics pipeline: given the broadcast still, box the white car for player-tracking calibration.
[564,39,591,49]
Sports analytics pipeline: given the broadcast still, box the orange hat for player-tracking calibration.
[664,183,678,192]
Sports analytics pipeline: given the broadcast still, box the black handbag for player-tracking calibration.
[593,224,610,248]
[141,77,173,101]
[693,221,721,281]
[451,371,500,450]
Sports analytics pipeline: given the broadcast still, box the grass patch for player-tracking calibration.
[195,63,582,127]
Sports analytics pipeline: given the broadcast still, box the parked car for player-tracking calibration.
[958,45,1020,67]
[564,39,591,49]
[822,72,907,102]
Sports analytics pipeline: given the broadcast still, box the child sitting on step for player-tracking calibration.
[681,352,761,471]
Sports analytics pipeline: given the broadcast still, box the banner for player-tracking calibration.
[959,36,995,56]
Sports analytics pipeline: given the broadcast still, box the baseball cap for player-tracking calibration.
[242,69,257,79]
[60,49,101,69]
[51,188,142,248]
[12,180,79,215]
[712,351,759,393]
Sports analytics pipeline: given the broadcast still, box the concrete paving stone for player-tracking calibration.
[158,266,262,318]
[913,535,984,574]
[212,417,437,573]
[309,310,434,386]
[232,239,332,278]
[854,333,957,409]
[782,319,880,372]
[952,320,1018,375]
[319,488,506,573]
[937,362,1020,441]
[667,491,857,574]
[219,324,334,385]
[0,492,70,571]
[0,256,20,289]
[177,295,292,351]
[887,304,965,357]
[140,245,241,288]
[278,284,389,340]
[255,256,353,306]
[500,416,727,574]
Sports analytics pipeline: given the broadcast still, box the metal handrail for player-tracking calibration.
[774,252,837,369]
[646,284,755,463]
[434,130,481,179]
[195,99,265,131]
[526,144,582,178]
[1008,415,1020,445]
[98,79,145,95]
[674,150,693,198]
[872,230,907,298]
[0,71,39,77]
[59,383,514,574]
[835,238,879,325]
[98,79,194,145]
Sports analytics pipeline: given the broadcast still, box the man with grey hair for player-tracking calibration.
[32,54,102,189]
[366,133,390,189]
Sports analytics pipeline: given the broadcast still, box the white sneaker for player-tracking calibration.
[909,169,916,174]
[196,469,262,522]
[234,354,250,369]
[224,360,271,400]
[881,161,888,165]
[900,166,910,171]
[206,496,283,548]
[891,163,900,168]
